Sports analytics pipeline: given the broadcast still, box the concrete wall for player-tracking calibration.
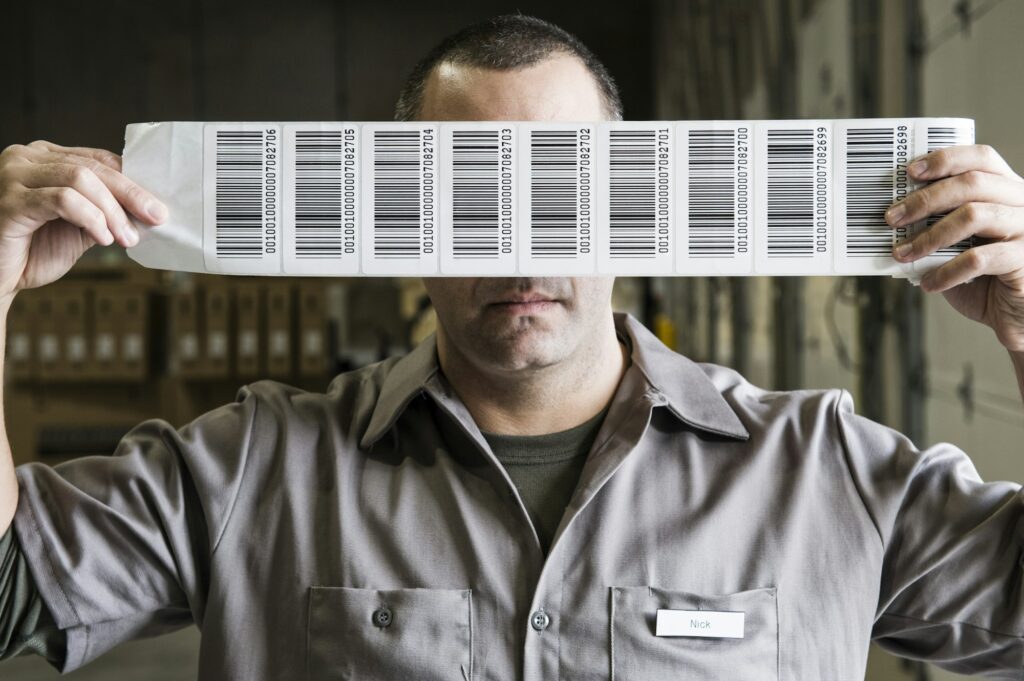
[917,1,1024,677]
[919,0,1024,485]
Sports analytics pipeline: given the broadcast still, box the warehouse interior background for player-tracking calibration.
[1,0,1022,679]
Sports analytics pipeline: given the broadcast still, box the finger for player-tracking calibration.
[20,163,138,246]
[894,202,1024,262]
[27,150,167,225]
[909,143,1022,182]
[918,241,1024,293]
[19,186,116,246]
[25,140,121,172]
[886,170,1024,227]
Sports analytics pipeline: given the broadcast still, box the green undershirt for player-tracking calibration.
[482,402,610,556]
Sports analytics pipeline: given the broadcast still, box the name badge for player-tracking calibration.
[655,609,745,638]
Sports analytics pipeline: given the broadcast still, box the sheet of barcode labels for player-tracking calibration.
[121,118,974,283]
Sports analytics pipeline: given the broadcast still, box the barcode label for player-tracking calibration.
[689,129,737,257]
[441,125,516,274]
[903,121,975,280]
[844,127,896,256]
[283,125,359,274]
[361,124,438,275]
[520,124,596,274]
[923,126,976,255]
[176,118,976,278]
[678,123,752,275]
[755,122,832,275]
[835,121,911,275]
[203,124,281,273]
[598,125,673,274]
[766,129,815,257]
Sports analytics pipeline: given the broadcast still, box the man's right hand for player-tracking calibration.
[0,141,168,306]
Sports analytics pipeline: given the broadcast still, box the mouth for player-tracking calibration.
[488,292,562,314]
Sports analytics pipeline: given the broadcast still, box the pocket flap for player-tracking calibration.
[610,585,778,681]
[308,586,472,681]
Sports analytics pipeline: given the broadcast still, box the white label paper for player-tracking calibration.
[122,118,975,283]
[655,609,745,638]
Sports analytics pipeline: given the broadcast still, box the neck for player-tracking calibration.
[437,313,629,436]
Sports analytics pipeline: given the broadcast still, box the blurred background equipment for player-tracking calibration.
[2,1,1023,679]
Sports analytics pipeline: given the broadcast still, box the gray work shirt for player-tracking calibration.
[11,311,1024,680]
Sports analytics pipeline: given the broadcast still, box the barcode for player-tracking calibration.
[187,118,971,277]
[530,130,579,258]
[608,129,656,258]
[765,129,815,257]
[926,126,973,255]
[294,131,343,257]
[373,129,422,259]
[688,129,736,257]
[452,130,499,258]
[214,130,265,258]
[844,127,895,257]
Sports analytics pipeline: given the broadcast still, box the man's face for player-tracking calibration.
[418,53,616,373]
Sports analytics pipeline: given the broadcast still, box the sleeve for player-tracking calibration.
[834,389,1024,677]
[8,383,260,673]
[0,524,66,666]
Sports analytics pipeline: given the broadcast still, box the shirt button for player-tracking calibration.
[371,606,393,628]
[530,609,550,632]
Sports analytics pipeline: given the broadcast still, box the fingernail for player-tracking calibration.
[886,203,906,224]
[895,241,913,258]
[909,159,928,177]
[124,224,139,246]
[146,200,168,222]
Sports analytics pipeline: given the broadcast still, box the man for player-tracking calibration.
[1,13,1024,680]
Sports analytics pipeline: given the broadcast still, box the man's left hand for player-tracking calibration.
[886,144,1024,352]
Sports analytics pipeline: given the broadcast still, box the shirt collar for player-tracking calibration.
[358,311,749,449]
[617,312,750,440]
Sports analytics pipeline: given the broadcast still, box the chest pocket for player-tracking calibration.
[610,585,778,681]
[307,586,473,681]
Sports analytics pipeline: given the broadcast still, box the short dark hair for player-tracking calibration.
[394,13,623,121]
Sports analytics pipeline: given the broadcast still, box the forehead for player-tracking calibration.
[417,52,608,121]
